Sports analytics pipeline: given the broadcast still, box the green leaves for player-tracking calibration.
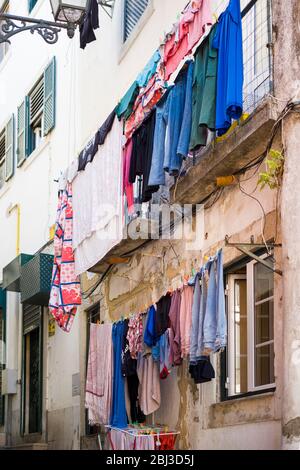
[258,149,284,190]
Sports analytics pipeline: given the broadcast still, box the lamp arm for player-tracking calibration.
[0,13,77,44]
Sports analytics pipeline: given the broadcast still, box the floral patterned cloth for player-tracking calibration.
[49,183,81,332]
[127,313,143,359]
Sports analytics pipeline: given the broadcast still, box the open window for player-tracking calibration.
[226,255,275,398]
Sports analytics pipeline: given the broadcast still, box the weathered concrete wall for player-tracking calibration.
[81,171,282,450]
[272,0,300,450]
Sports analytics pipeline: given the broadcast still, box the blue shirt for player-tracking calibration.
[144,305,158,347]
[213,0,244,136]
[137,50,161,88]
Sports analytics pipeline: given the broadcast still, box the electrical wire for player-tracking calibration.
[82,101,300,298]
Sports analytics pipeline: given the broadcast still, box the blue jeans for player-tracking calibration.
[164,61,194,175]
[203,250,227,351]
[190,249,227,362]
[148,90,171,186]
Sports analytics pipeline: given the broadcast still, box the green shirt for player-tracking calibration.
[190,25,218,150]
[115,81,139,120]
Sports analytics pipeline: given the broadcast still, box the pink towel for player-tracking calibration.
[85,323,113,425]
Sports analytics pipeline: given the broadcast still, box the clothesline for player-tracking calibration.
[89,250,221,326]
[105,426,180,438]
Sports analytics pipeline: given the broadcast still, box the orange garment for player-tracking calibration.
[179,284,194,358]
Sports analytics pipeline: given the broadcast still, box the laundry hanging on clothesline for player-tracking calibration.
[50,0,244,319]
[49,183,82,333]
[85,249,227,428]
[106,425,179,451]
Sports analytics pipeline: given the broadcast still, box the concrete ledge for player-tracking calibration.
[208,392,277,429]
[90,218,152,274]
[171,97,279,205]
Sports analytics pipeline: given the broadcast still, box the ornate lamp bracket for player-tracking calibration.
[0,13,76,45]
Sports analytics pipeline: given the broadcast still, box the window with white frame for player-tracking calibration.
[226,256,275,397]
[123,0,150,42]
[0,1,10,65]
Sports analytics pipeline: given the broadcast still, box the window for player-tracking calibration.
[0,1,9,64]
[226,256,275,398]
[211,0,272,114]
[0,116,14,190]
[21,305,43,435]
[123,0,149,42]
[17,57,56,165]
[28,0,38,13]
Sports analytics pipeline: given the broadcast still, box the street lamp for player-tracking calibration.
[50,1,88,25]
[0,1,115,45]
[0,0,89,45]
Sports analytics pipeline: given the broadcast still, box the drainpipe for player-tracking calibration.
[6,204,21,256]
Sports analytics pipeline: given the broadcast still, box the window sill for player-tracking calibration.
[19,137,50,172]
[208,391,277,429]
[119,1,155,63]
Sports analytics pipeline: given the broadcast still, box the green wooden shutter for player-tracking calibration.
[28,0,38,13]
[5,115,14,181]
[43,57,56,136]
[17,97,30,166]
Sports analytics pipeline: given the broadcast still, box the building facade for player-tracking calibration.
[0,0,300,450]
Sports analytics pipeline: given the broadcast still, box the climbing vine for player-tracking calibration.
[258,149,285,190]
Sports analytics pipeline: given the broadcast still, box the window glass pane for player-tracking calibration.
[254,260,274,302]
[234,279,248,394]
[255,342,275,387]
[255,299,274,345]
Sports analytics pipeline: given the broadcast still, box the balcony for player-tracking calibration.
[2,254,34,292]
[20,253,54,306]
[88,0,275,274]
